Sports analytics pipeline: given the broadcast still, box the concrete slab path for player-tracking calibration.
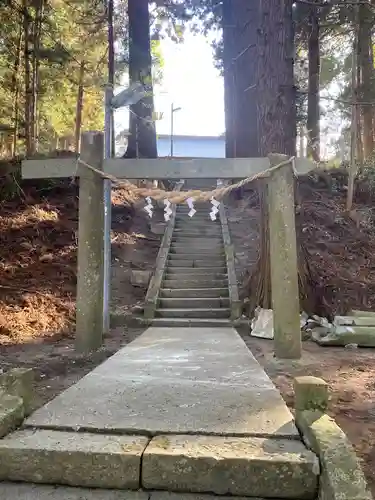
[25,327,298,438]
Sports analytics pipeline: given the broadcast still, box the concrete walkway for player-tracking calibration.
[0,327,319,497]
[25,327,297,437]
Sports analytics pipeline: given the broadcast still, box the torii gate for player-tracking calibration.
[21,131,314,359]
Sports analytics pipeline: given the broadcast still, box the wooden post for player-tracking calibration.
[267,153,301,359]
[75,131,105,352]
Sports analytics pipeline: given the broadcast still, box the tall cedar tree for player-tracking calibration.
[307,2,320,161]
[256,0,296,156]
[222,0,259,158]
[125,0,157,158]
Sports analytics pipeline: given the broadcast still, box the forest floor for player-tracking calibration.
[0,166,375,495]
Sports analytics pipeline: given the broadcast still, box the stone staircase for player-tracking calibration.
[153,200,232,326]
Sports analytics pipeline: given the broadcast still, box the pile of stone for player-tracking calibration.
[307,310,375,348]
[250,308,375,348]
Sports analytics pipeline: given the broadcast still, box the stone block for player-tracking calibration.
[294,376,328,412]
[142,434,319,498]
[150,221,166,235]
[315,326,375,347]
[130,269,152,287]
[0,368,34,415]
[296,410,372,500]
[0,393,24,438]
[0,429,148,490]
[351,309,375,317]
[334,315,375,327]
[0,483,149,500]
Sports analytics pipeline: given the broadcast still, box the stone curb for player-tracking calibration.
[0,367,34,415]
[293,376,372,500]
[294,376,328,413]
[296,411,372,500]
[0,393,24,439]
[219,197,241,320]
[0,367,34,437]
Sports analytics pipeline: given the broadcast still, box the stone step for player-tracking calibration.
[175,214,220,218]
[170,236,223,243]
[166,267,227,275]
[175,212,214,216]
[167,259,226,268]
[151,317,232,327]
[175,210,220,215]
[173,233,223,239]
[173,229,222,236]
[171,245,223,252]
[174,218,219,224]
[174,225,221,231]
[172,236,222,241]
[159,288,229,298]
[165,273,228,282]
[173,230,221,235]
[156,308,231,319]
[174,221,221,227]
[163,279,228,289]
[0,429,148,489]
[170,243,225,251]
[142,434,319,498]
[171,242,223,248]
[175,220,221,227]
[175,212,216,217]
[172,234,222,240]
[169,253,224,260]
[176,206,213,211]
[159,297,230,308]
[169,248,225,256]
[177,203,213,206]
[168,256,225,263]
[169,254,225,262]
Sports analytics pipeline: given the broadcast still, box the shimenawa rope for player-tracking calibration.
[76,156,296,204]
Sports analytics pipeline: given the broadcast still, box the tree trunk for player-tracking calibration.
[222,0,259,158]
[359,3,374,159]
[107,0,115,156]
[11,25,23,157]
[307,3,320,161]
[253,0,296,312]
[222,0,236,158]
[232,0,259,157]
[23,0,32,157]
[347,7,359,212]
[75,61,85,153]
[356,19,364,166]
[32,0,44,152]
[125,0,157,159]
[256,0,296,157]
